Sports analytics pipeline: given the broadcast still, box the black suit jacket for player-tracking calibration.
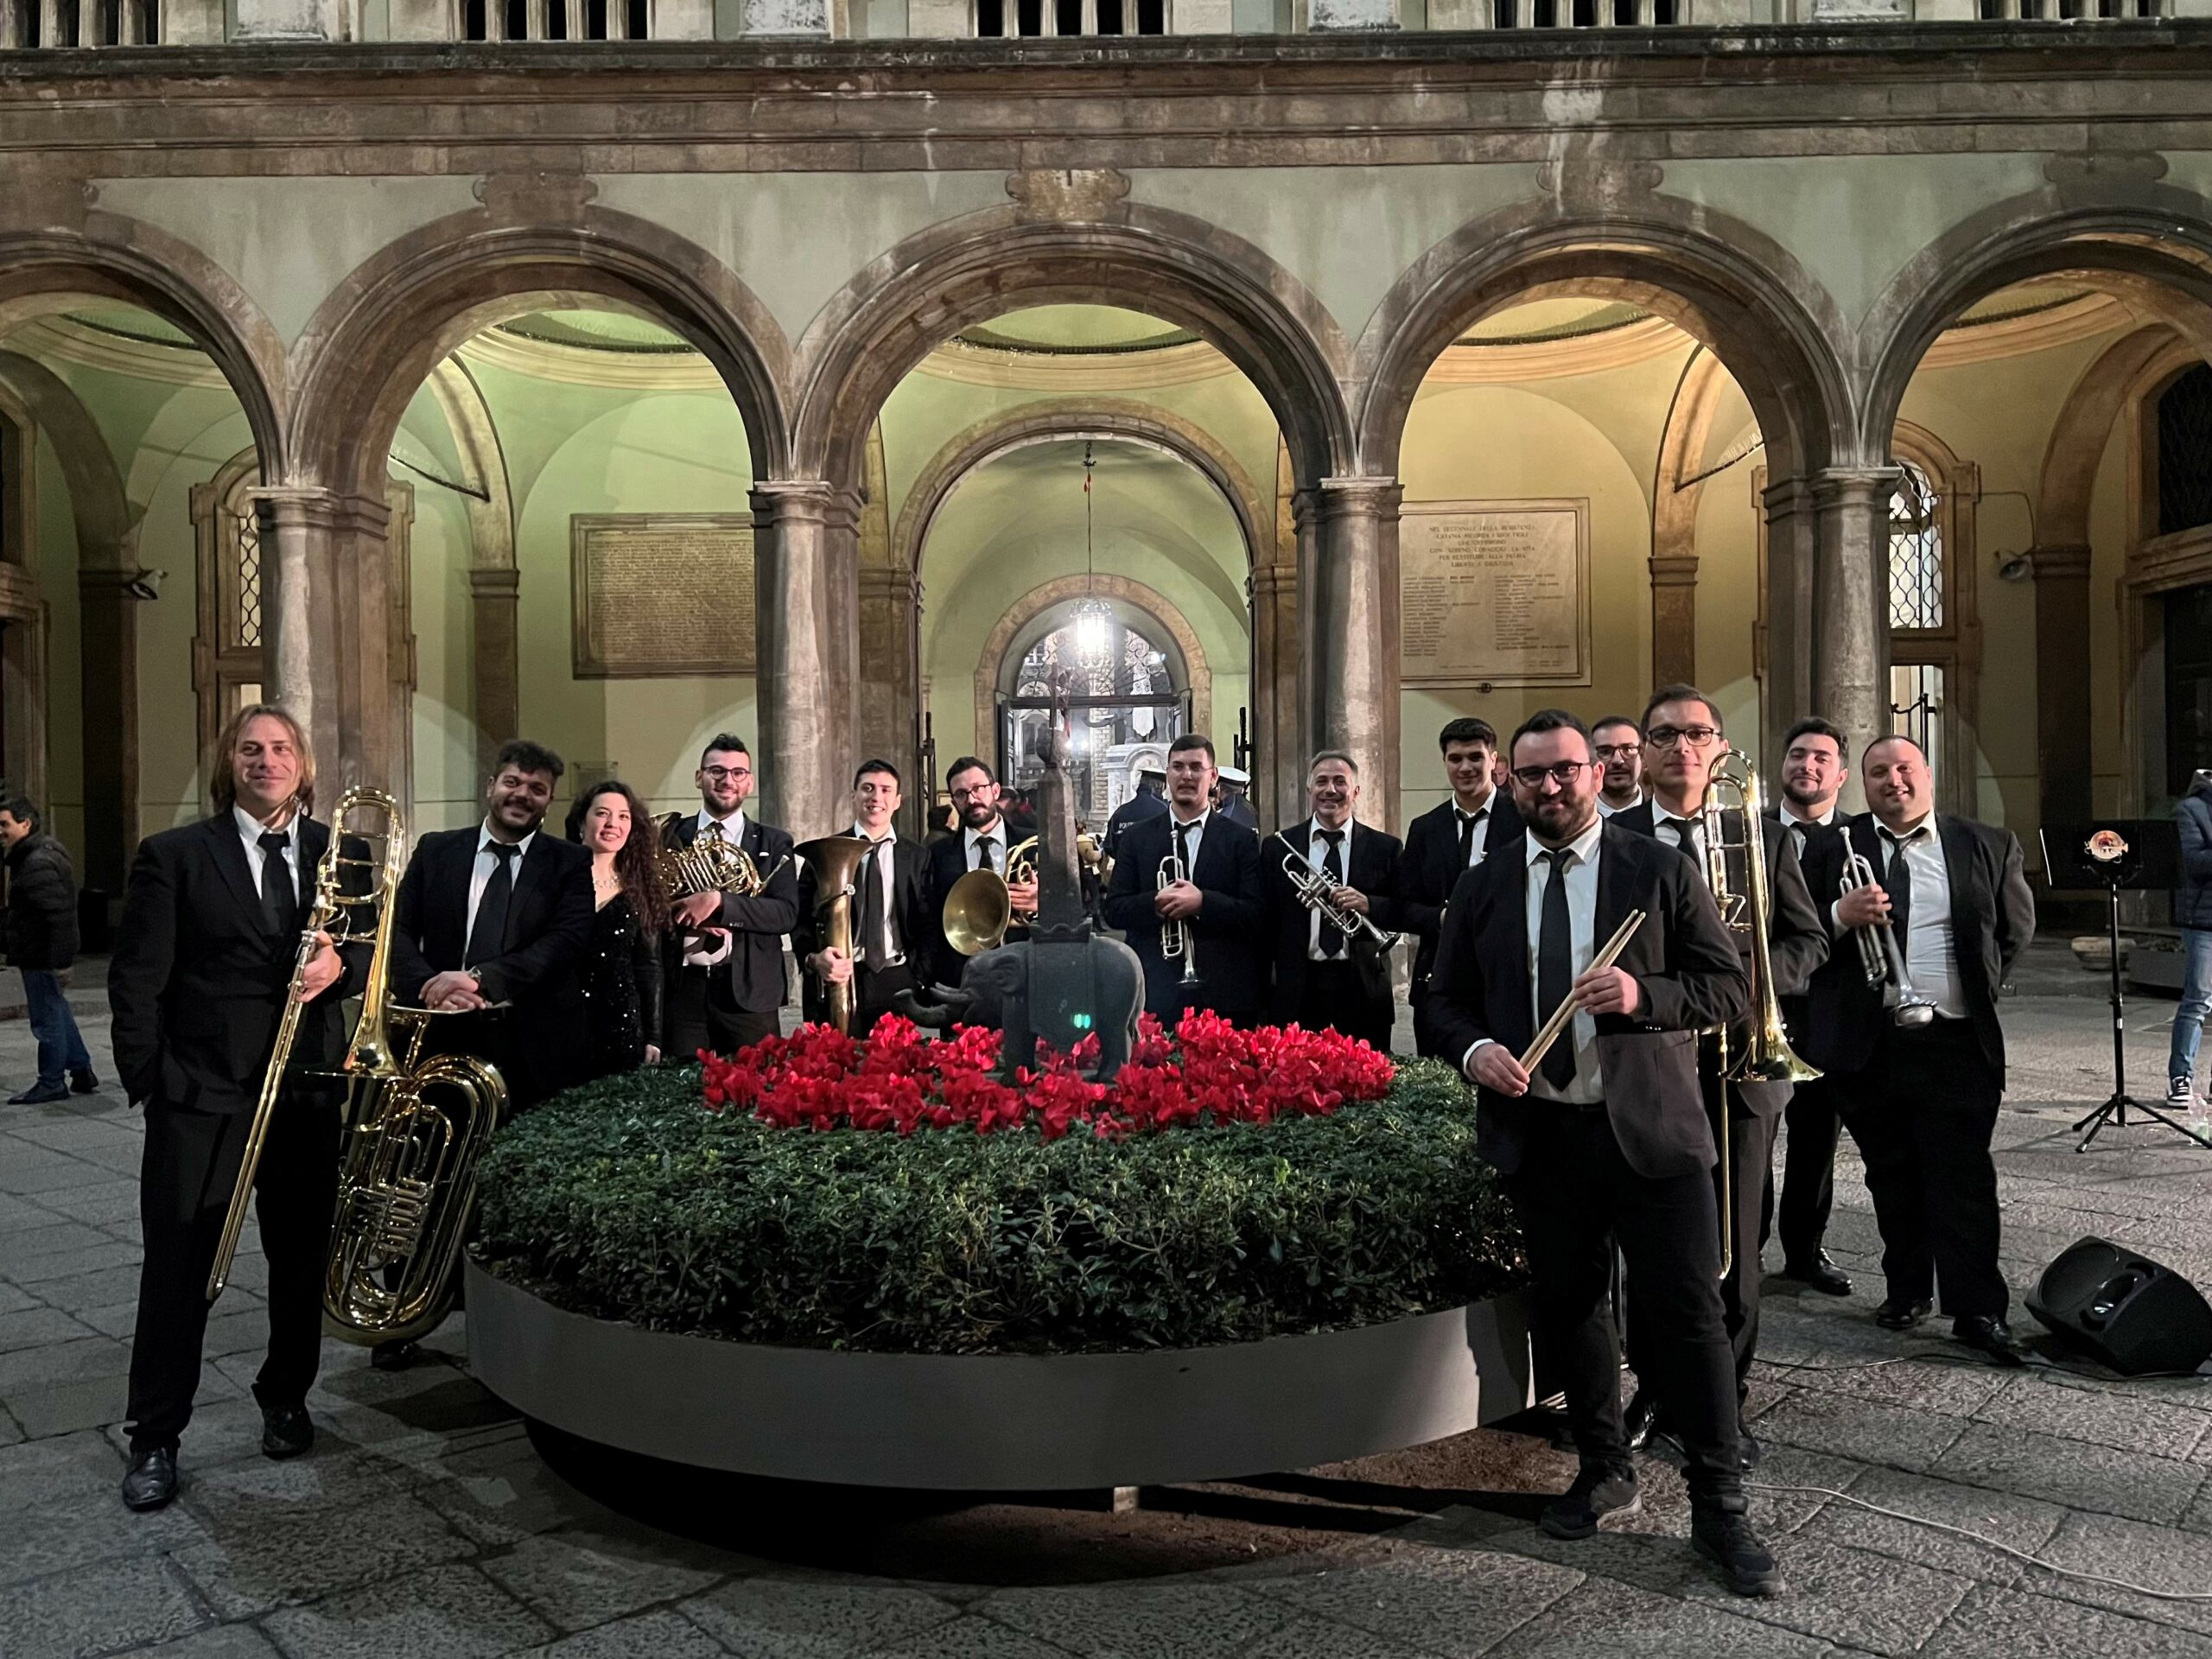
[795,832,932,1020]
[108,814,373,1112]
[658,813,799,1014]
[1424,821,1750,1180]
[1765,811,1853,1072]
[389,825,594,1107]
[1398,792,1524,1004]
[1821,812,2035,1084]
[923,829,1033,988]
[1102,812,1267,1020]
[1611,799,1829,1117]
[1262,819,1402,1020]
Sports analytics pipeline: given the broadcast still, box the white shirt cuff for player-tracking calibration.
[1462,1038,1494,1083]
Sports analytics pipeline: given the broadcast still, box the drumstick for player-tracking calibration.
[1517,909,1646,1077]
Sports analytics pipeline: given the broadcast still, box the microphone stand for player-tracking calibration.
[2073,860,2204,1153]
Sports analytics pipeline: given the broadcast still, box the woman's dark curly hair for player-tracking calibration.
[565,779,669,938]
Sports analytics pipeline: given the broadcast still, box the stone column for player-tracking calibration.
[1296,479,1403,833]
[1760,474,1818,780]
[253,488,395,798]
[2031,542,2095,828]
[1249,562,1303,831]
[1808,467,1895,808]
[753,481,861,841]
[77,569,137,890]
[858,566,923,810]
[1649,553,1699,689]
[468,566,520,776]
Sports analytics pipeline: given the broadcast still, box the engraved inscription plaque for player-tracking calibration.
[1400,499,1590,688]
[572,513,756,678]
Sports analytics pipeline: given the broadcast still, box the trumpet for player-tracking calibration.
[1838,849,1938,1027]
[1158,849,1201,987]
[1270,835,1401,953]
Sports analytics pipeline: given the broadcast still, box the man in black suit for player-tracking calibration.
[1264,750,1402,1051]
[1763,716,1856,1297]
[1611,687,1828,1459]
[1402,717,1522,1056]
[1829,734,2035,1365]
[660,734,798,1056]
[108,705,374,1511]
[1102,734,1266,1026]
[1426,708,1771,1595]
[798,760,931,1036]
[389,739,594,1115]
[1592,715,1647,819]
[926,755,1039,988]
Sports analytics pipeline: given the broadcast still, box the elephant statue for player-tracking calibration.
[897,932,1146,1081]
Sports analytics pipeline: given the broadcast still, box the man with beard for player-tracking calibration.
[1403,717,1522,1056]
[1424,709,1772,1596]
[1762,716,1855,1296]
[659,734,799,1056]
[1592,716,1646,818]
[927,755,1039,986]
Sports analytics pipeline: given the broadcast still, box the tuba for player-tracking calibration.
[1698,753,1821,1279]
[941,836,1039,958]
[795,835,874,1035]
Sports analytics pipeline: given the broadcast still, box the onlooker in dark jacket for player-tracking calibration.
[2170,770,2212,1113]
[0,798,95,1103]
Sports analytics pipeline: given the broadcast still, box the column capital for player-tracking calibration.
[1294,476,1403,528]
[1648,555,1700,588]
[1249,564,1295,598]
[1804,466,1900,511]
[751,480,864,534]
[2028,542,2094,582]
[251,486,391,540]
[858,567,922,601]
[468,566,521,599]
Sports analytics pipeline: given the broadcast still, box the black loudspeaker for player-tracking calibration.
[2026,1236,2212,1376]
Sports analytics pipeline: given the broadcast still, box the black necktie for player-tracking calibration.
[861,840,889,964]
[976,837,996,874]
[1537,849,1578,1092]
[257,831,296,935]
[467,842,517,968]
[1175,821,1195,883]
[1662,816,1698,855]
[1318,830,1346,958]
[1880,828,1919,950]
[1457,808,1486,870]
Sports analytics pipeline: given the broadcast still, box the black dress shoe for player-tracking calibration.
[1623,1389,1660,1452]
[1738,1421,1764,1471]
[1953,1315,2027,1368]
[1692,1505,1781,1597]
[69,1068,99,1095]
[370,1338,418,1372]
[1784,1251,1853,1297]
[260,1402,315,1459]
[8,1082,68,1105]
[121,1445,178,1511]
[1873,1296,1933,1331]
[1540,1465,1641,1540]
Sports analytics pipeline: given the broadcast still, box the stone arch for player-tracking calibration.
[289,201,792,499]
[0,350,132,563]
[2037,324,2196,551]
[420,359,522,774]
[893,400,1268,581]
[1860,187,2212,461]
[1648,346,1736,686]
[789,202,1355,493]
[0,217,290,481]
[972,574,1212,768]
[1352,196,1856,482]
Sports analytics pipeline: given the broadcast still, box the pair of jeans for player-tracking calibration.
[21,969,90,1089]
[2170,927,2212,1083]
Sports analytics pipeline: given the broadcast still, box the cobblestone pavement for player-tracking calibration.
[7,949,2212,1658]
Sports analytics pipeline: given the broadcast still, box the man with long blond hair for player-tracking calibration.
[107,704,373,1512]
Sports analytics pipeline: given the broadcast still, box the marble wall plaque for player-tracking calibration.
[572,513,756,678]
[1400,499,1590,688]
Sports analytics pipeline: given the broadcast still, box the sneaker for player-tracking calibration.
[1540,1465,1641,1540]
[1692,1506,1782,1597]
[2170,1075,2196,1109]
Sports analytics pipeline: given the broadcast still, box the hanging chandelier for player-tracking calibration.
[1075,440,1113,667]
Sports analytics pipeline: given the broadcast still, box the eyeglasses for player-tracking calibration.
[1511,761,1591,788]
[949,785,995,802]
[1646,726,1720,751]
[700,766,751,783]
[1594,742,1642,761]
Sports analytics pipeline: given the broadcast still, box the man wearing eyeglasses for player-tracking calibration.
[1425,709,1775,1598]
[1611,687,1827,1467]
[660,734,800,1057]
[926,755,1039,988]
[1592,716,1647,817]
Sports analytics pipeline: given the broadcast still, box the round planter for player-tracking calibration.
[465,1257,1533,1491]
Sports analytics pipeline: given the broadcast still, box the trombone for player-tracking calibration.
[1158,846,1201,988]
[1699,753,1821,1279]
[1838,849,1938,1027]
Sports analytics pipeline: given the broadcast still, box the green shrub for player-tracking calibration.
[473,1058,1526,1356]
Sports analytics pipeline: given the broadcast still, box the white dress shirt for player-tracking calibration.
[467,822,536,947]
[1465,817,1606,1106]
[1597,793,1642,819]
[233,806,302,904]
[1300,816,1357,961]
[1779,801,1836,857]
[681,809,744,969]
[696,807,747,845]
[1880,816,1967,1020]
[852,823,905,968]
[1651,805,1707,869]
[1165,809,1210,878]
[963,822,1010,874]
[1453,798,1496,868]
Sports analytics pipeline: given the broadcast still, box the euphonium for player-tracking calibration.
[795,834,874,1035]
[321,789,507,1344]
[941,836,1039,957]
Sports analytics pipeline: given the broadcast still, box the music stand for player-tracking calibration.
[2041,820,2197,1153]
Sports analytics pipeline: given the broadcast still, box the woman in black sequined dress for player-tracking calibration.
[567,780,667,1078]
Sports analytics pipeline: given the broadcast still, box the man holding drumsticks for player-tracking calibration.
[1425,709,1772,1598]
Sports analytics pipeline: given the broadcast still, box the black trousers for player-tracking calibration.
[1626,1081,1773,1405]
[1508,1103,1744,1507]
[1762,1076,1843,1266]
[1834,1018,2007,1319]
[126,1087,342,1453]
[1294,959,1395,1052]
[665,966,779,1059]
[853,961,917,1039]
